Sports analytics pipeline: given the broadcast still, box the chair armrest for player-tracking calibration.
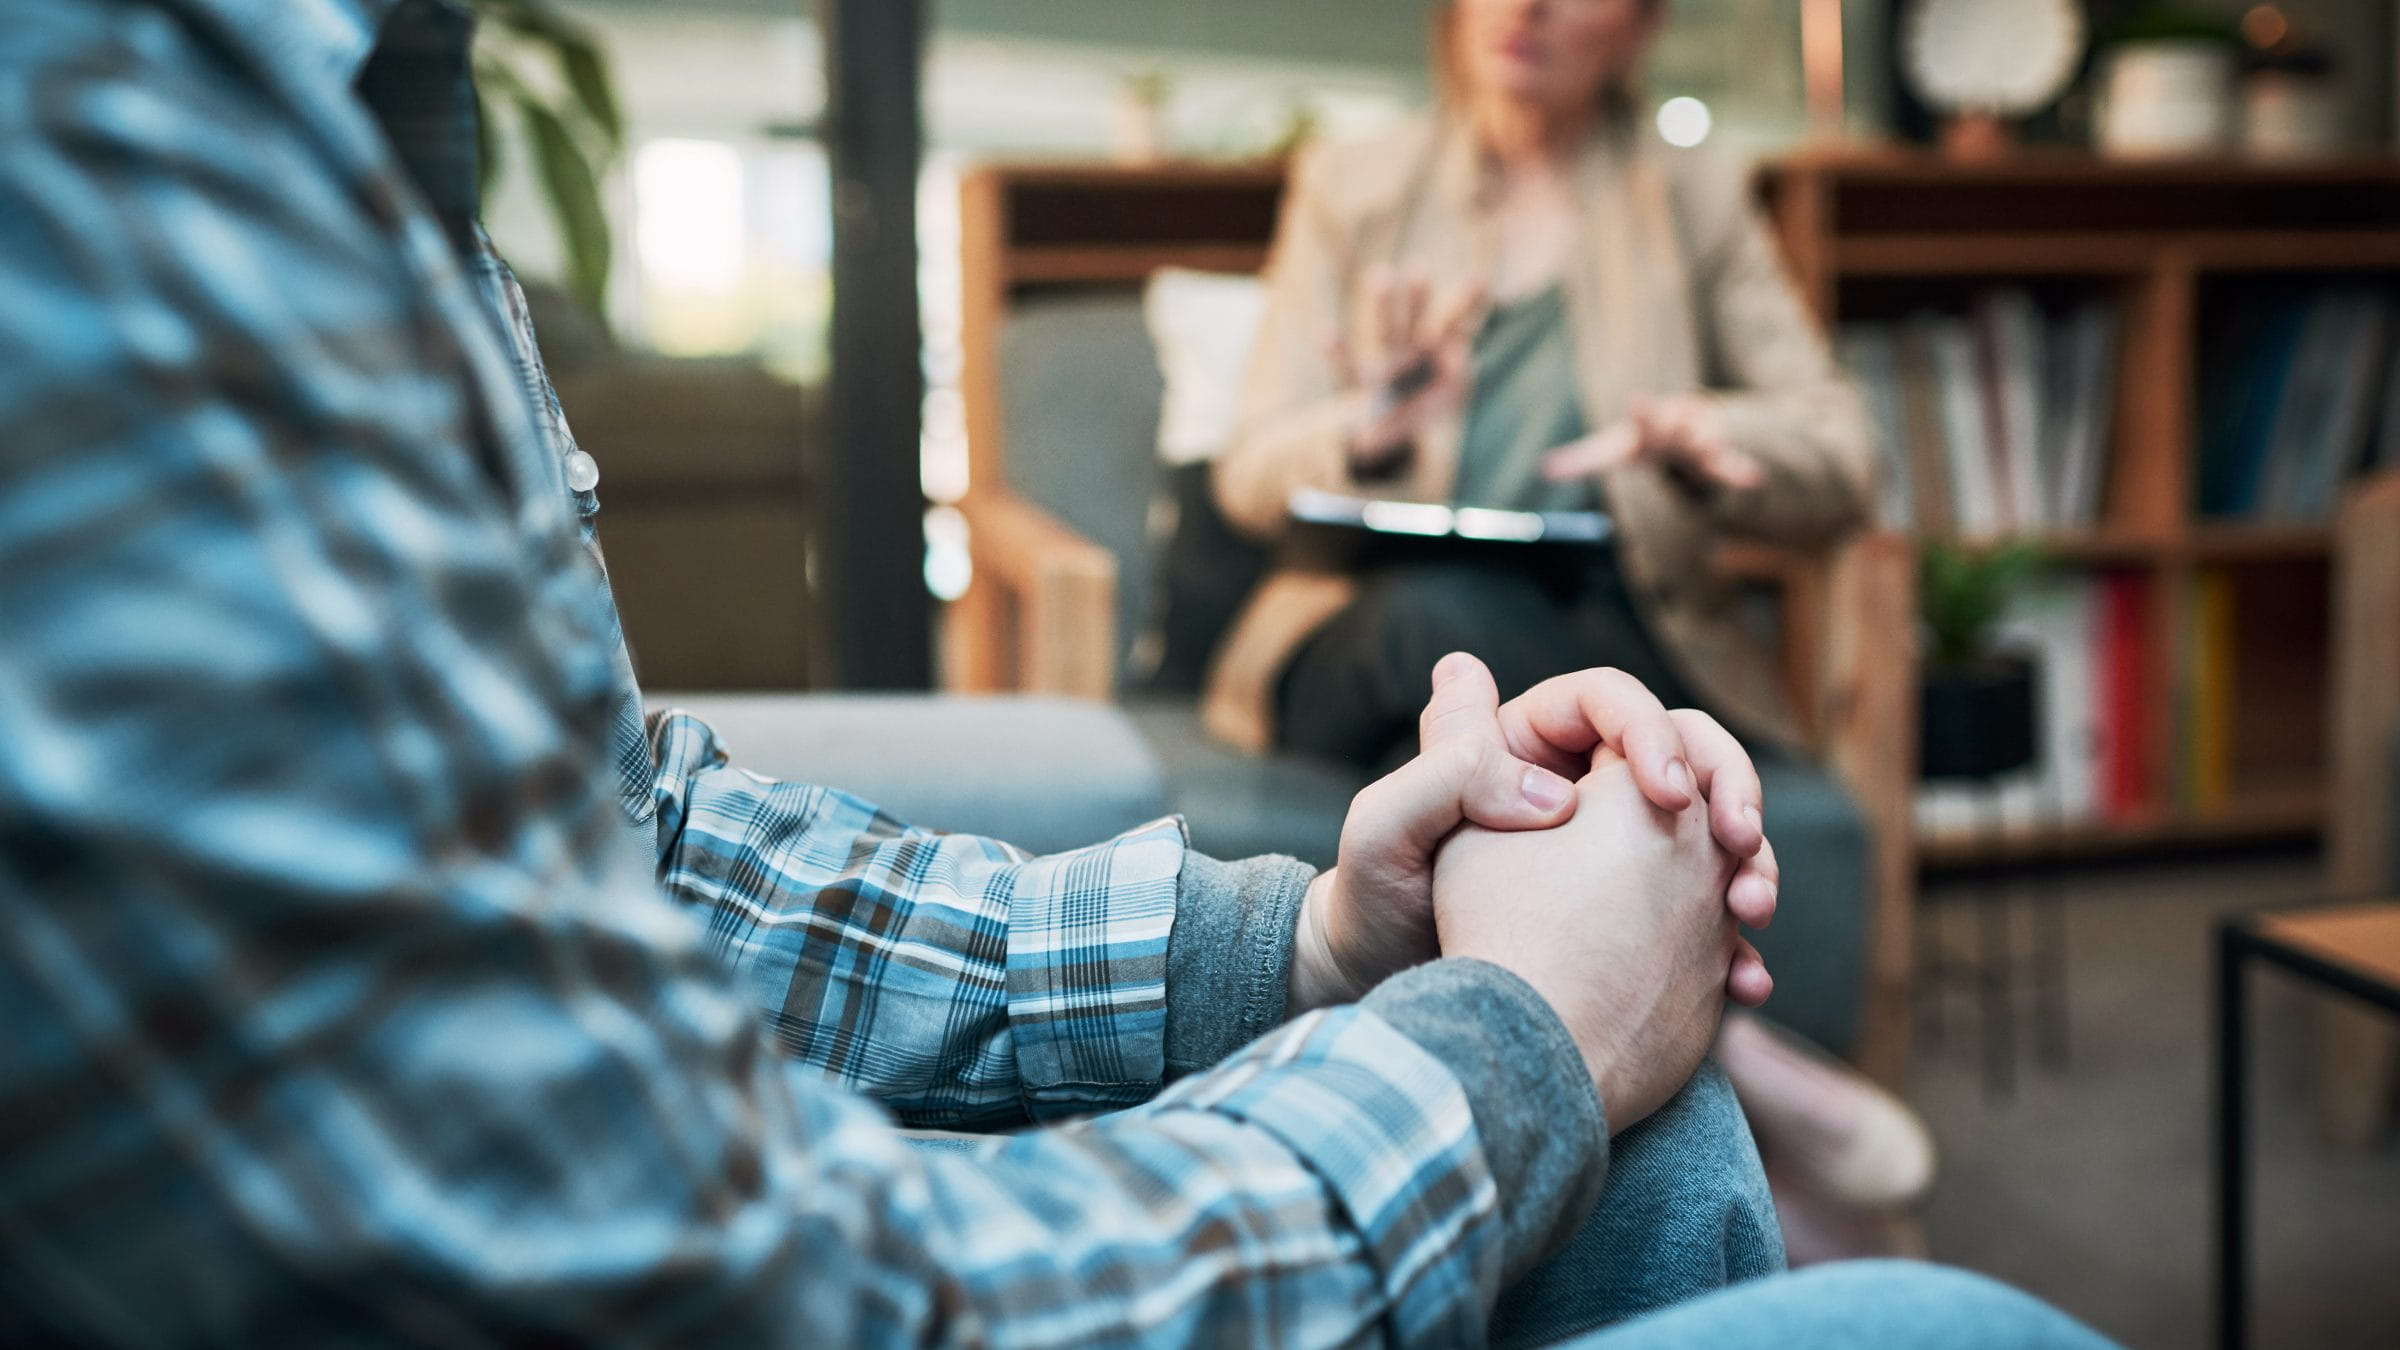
[946,489,1118,700]
[2329,471,2400,896]
[1816,530,1920,1087]
[1713,531,1918,1084]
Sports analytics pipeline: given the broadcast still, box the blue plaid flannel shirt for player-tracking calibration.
[0,0,1509,1343]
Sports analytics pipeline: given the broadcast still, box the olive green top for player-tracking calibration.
[1449,285,1597,513]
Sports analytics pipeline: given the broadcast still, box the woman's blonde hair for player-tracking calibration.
[1427,0,1662,126]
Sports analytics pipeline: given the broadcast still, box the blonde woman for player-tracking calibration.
[1208,0,1930,1259]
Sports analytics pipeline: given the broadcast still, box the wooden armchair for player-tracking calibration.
[942,162,1922,1087]
[2318,470,2400,1144]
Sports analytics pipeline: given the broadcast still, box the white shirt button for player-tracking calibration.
[563,449,600,494]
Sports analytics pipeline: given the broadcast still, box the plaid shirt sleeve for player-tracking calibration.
[0,5,1507,1343]
[647,708,1187,1128]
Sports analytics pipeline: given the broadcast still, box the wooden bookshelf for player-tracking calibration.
[1762,150,2400,866]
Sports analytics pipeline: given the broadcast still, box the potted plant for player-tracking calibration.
[468,0,626,319]
[1115,68,1174,165]
[1919,540,2047,782]
[2093,6,2242,157]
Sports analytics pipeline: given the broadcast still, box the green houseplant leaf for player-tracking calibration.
[552,34,623,147]
[2101,6,2240,46]
[466,0,623,321]
[1920,539,2048,668]
[474,81,506,200]
[517,93,613,316]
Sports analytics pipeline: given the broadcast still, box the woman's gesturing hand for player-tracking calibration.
[1335,269,1483,479]
[1541,393,1764,492]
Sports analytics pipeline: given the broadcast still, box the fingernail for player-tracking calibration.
[1667,760,1695,799]
[1743,802,1762,832]
[1521,767,1573,812]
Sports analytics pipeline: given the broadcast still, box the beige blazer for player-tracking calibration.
[1204,114,1875,753]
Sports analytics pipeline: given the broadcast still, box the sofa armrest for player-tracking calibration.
[2330,471,2400,897]
[1817,531,1920,1087]
[946,489,1118,701]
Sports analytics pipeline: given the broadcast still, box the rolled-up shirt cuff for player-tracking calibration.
[1164,851,1313,1077]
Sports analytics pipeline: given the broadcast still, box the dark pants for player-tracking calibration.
[1275,558,1706,771]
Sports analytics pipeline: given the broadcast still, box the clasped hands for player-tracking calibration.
[1289,652,1777,1130]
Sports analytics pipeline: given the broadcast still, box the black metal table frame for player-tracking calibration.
[2215,912,2400,1350]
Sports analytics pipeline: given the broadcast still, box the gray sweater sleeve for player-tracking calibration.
[1163,851,1312,1077]
[1363,959,1611,1284]
[1166,859,1608,1281]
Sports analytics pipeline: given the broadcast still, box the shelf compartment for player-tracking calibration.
[1919,789,2321,868]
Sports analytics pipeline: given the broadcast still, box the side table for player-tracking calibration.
[2215,900,2400,1350]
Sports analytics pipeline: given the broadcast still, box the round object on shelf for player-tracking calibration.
[1901,0,2087,118]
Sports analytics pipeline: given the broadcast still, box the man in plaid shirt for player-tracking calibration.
[0,1,2107,1346]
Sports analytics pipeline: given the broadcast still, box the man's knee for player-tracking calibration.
[1563,1261,2113,1349]
[1768,1262,2110,1347]
[1490,1063,1782,1350]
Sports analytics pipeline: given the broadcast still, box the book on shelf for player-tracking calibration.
[2198,287,2395,522]
[1837,325,1912,529]
[2098,570,2152,821]
[1896,318,1953,535]
[1842,290,2119,540]
[1974,289,2046,532]
[2183,569,2236,812]
[1929,314,2000,534]
[2375,339,2400,475]
[2045,303,2119,528]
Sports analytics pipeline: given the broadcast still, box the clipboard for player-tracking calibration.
[1288,488,1615,546]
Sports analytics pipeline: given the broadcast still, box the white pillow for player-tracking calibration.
[1143,267,1268,466]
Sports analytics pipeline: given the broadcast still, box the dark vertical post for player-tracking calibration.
[2215,924,2248,1350]
[812,0,931,688]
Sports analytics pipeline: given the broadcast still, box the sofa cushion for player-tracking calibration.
[648,693,1171,857]
[1125,700,1360,869]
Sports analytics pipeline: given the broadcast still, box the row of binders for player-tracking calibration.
[1841,292,2118,537]
[2197,286,2400,522]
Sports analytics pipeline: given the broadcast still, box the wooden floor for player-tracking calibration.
[1910,853,2400,1349]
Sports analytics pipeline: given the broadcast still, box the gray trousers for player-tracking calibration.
[1493,1060,1783,1348]
[1499,1061,2110,1350]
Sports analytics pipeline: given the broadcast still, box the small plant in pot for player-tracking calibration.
[1919,541,2048,783]
[2093,5,2243,157]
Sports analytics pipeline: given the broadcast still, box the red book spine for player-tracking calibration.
[2099,572,2151,819]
